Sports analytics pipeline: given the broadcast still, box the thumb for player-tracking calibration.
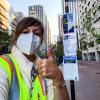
[47,48,54,60]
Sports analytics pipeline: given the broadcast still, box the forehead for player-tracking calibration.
[26,26,41,31]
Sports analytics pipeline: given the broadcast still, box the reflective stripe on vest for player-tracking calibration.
[0,55,12,87]
[0,54,47,100]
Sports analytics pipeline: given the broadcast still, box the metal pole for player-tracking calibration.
[70,80,76,100]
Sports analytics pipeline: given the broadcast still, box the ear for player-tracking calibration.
[40,36,44,44]
[11,33,20,45]
[41,38,43,44]
[11,34,16,44]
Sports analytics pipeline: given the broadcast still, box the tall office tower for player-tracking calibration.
[58,14,63,42]
[47,21,51,48]
[29,5,44,22]
[0,0,10,31]
[9,6,25,34]
[62,0,79,46]
[62,0,79,26]
[78,0,100,61]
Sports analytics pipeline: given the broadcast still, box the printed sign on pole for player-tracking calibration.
[62,13,79,80]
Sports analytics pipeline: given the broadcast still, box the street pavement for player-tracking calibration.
[65,61,100,100]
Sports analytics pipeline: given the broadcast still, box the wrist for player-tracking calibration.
[53,67,66,88]
[53,77,66,88]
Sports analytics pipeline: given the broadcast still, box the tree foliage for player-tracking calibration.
[83,10,92,33]
[54,41,64,58]
[80,3,100,50]
[0,30,11,54]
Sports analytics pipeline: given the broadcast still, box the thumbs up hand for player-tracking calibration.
[37,48,64,87]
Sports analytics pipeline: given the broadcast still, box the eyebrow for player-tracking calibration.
[23,28,29,31]
[33,29,40,32]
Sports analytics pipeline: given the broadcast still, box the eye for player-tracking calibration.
[34,32,41,36]
[22,28,29,34]
[22,31,29,34]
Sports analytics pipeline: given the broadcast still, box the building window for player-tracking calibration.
[65,6,69,13]
[80,15,82,19]
[83,18,85,22]
[98,6,100,11]
[94,17,100,23]
[88,41,94,47]
[85,7,87,11]
[93,11,96,16]
[89,52,96,61]
[89,9,91,12]
[88,1,90,6]
[65,0,68,2]
[92,3,95,7]
[82,12,84,15]
[84,0,86,3]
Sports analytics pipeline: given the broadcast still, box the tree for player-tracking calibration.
[0,30,11,54]
[95,34,100,44]
[54,41,64,58]
[48,39,64,64]
[83,10,92,33]
[79,3,100,61]
[81,3,100,50]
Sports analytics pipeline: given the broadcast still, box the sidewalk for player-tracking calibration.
[65,61,100,100]
[78,60,100,66]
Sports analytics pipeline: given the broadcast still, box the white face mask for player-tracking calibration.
[16,32,41,55]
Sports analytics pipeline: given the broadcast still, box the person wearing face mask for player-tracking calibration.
[0,17,69,100]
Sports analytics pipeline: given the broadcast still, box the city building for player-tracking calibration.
[62,0,79,42]
[47,21,51,48]
[15,12,25,21]
[29,5,44,22]
[0,0,10,31]
[62,0,69,13]
[62,0,79,30]
[62,0,79,28]
[58,14,63,40]
[78,0,100,61]
[29,5,48,37]
[9,6,25,34]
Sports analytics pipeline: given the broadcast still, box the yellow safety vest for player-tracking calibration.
[0,54,47,100]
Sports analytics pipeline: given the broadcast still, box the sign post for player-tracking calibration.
[62,13,79,100]
[70,80,75,100]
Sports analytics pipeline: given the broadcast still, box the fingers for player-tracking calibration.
[37,59,47,78]
[38,67,47,78]
[37,58,58,79]
[47,48,54,60]
[38,65,56,79]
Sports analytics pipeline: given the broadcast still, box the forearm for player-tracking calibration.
[53,66,70,100]
[53,81,69,100]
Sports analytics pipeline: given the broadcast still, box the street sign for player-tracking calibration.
[63,13,74,34]
[62,13,79,81]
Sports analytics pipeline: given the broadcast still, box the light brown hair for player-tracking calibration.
[13,17,44,42]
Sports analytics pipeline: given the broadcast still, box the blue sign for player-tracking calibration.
[63,56,77,63]
[63,13,74,34]
[65,0,76,2]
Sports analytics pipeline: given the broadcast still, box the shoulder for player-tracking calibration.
[0,66,9,100]
[0,54,12,86]
[0,66,8,78]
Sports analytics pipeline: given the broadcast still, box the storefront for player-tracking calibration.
[89,52,96,61]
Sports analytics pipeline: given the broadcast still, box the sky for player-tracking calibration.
[8,0,62,42]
